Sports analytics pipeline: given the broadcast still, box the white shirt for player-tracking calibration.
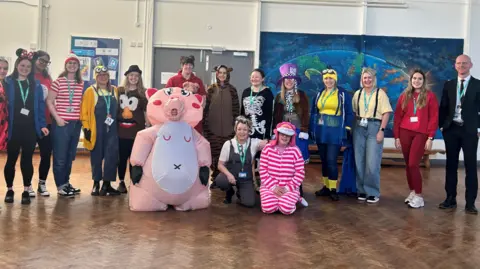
[453,75,471,123]
[219,138,262,163]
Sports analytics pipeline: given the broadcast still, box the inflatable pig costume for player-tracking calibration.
[129,87,212,211]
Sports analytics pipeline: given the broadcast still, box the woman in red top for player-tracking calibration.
[0,57,9,151]
[393,69,439,209]
[165,55,206,133]
[33,50,53,197]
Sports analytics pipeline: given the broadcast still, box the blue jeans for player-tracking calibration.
[353,120,383,197]
[317,143,341,181]
[52,120,82,189]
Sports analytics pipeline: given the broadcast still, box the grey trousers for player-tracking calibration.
[215,173,256,207]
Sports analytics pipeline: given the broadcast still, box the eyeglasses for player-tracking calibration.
[39,59,51,65]
[322,69,336,75]
[95,66,108,73]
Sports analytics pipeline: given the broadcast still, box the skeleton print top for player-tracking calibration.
[240,87,274,140]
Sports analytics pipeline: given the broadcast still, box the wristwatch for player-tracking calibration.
[380,128,385,132]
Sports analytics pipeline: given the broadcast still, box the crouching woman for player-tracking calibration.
[259,122,305,215]
[215,116,267,207]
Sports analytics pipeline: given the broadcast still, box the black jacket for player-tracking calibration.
[439,76,480,135]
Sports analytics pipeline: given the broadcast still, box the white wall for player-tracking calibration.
[0,0,479,159]
[0,0,39,62]
[154,0,257,50]
[261,2,362,34]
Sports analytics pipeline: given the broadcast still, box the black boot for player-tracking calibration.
[117,181,128,194]
[100,181,121,196]
[329,189,339,201]
[439,196,457,209]
[21,191,31,205]
[4,190,14,203]
[223,188,235,204]
[315,186,331,197]
[91,181,100,196]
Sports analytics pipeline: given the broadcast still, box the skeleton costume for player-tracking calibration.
[240,85,274,140]
[203,65,239,179]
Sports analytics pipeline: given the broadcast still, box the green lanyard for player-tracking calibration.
[458,80,467,99]
[413,97,417,116]
[66,78,74,107]
[236,138,249,168]
[363,89,376,113]
[319,89,336,110]
[18,80,30,107]
[94,86,112,116]
[249,86,263,105]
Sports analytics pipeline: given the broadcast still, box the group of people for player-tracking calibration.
[0,48,478,215]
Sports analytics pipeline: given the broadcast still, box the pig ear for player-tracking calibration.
[194,94,203,104]
[146,88,157,100]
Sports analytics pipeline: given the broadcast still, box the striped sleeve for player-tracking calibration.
[50,79,60,93]
[259,145,278,190]
[287,147,305,192]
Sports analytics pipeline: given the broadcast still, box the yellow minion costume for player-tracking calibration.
[80,66,121,196]
[308,68,353,201]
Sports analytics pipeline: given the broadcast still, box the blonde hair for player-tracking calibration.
[360,67,377,89]
[279,81,300,104]
[402,69,428,110]
[121,73,146,98]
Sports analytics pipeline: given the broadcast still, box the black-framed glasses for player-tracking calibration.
[322,69,336,75]
[95,66,108,73]
[39,58,51,65]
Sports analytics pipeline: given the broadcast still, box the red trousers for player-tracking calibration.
[399,128,428,194]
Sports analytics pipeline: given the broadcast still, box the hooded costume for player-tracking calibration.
[259,122,305,215]
[203,65,239,179]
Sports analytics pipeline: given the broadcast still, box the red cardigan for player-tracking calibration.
[393,91,439,138]
[165,70,206,133]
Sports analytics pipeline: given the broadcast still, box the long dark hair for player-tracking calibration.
[35,50,52,80]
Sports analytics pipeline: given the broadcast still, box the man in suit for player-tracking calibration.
[438,54,480,214]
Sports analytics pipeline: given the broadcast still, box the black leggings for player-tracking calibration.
[4,135,37,188]
[118,138,134,180]
[37,124,52,181]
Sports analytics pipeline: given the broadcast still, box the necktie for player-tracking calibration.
[460,79,465,104]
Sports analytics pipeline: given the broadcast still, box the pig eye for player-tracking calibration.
[181,89,190,96]
[164,88,173,96]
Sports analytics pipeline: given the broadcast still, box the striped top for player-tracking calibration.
[50,77,84,120]
[259,143,305,192]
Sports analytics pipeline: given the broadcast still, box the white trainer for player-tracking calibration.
[405,191,415,204]
[408,195,425,209]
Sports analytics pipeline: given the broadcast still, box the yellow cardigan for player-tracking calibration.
[80,85,118,150]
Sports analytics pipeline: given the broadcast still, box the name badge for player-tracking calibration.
[21,108,30,116]
[66,107,74,113]
[359,118,368,127]
[410,117,418,123]
[238,172,247,178]
[105,116,114,126]
[318,116,324,125]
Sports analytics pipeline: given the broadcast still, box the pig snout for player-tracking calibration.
[164,97,185,119]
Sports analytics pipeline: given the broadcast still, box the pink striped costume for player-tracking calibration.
[259,143,305,215]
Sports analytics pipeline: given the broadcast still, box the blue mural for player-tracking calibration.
[259,32,464,138]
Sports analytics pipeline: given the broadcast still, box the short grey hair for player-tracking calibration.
[234,115,252,131]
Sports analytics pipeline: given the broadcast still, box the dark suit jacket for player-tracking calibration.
[439,76,480,135]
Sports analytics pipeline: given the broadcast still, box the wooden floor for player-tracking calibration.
[0,154,479,269]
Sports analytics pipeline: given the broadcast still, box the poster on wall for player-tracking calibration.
[259,32,463,138]
[70,36,121,90]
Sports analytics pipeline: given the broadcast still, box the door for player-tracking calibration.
[152,48,209,89]
[204,50,255,101]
